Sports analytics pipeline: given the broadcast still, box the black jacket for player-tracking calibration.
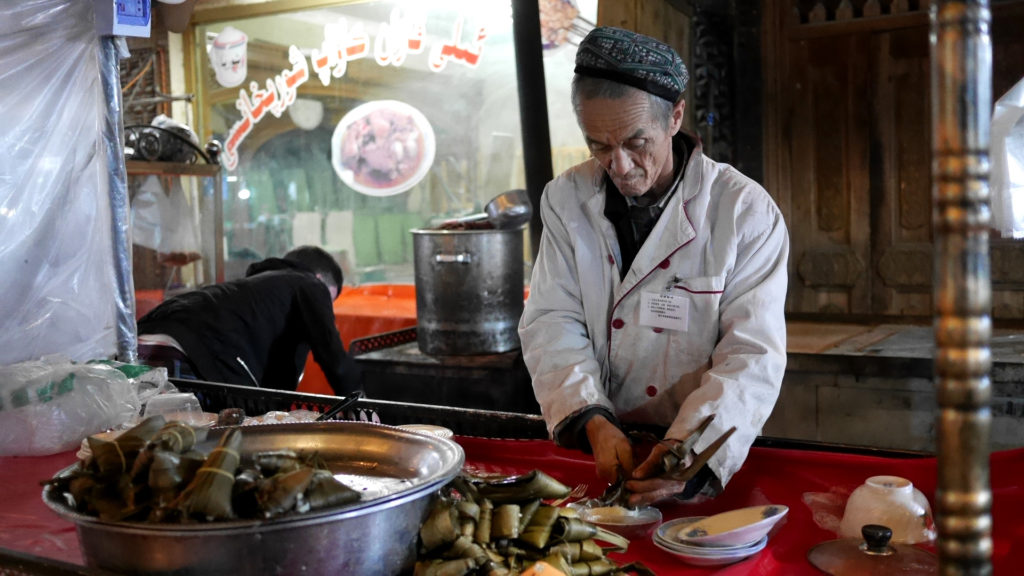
[137,258,361,395]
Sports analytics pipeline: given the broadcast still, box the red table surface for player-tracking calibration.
[456,439,1024,574]
[3,441,1022,575]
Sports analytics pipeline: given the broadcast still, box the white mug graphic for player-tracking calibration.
[210,26,248,88]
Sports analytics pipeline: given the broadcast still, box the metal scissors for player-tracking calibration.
[599,414,737,506]
[658,414,736,483]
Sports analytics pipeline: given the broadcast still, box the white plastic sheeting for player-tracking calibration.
[0,0,119,364]
[991,76,1024,239]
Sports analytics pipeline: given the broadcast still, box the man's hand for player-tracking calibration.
[585,414,633,484]
[624,441,687,507]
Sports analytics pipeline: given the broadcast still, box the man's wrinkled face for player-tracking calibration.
[577,90,683,199]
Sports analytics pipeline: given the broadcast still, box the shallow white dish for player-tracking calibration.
[656,536,767,557]
[653,534,768,566]
[575,504,663,540]
[674,504,788,547]
[656,517,769,553]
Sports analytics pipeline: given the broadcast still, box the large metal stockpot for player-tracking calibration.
[42,422,464,576]
[412,226,525,355]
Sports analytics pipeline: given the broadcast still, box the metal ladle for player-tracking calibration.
[440,189,532,230]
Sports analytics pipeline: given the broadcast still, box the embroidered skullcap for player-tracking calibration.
[574,26,688,102]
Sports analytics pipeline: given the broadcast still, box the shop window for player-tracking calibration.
[191,1,519,283]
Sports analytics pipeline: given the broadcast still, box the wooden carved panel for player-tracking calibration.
[797,249,865,287]
[991,239,1024,317]
[869,27,932,315]
[991,242,1024,287]
[890,31,931,234]
[878,245,932,288]
[793,0,929,23]
[811,58,848,234]
[779,32,871,314]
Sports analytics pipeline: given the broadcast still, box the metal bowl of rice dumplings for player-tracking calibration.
[42,421,464,576]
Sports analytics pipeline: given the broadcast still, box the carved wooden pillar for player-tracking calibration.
[692,5,735,165]
[930,1,992,574]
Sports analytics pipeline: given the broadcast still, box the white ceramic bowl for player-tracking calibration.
[838,475,936,544]
[674,504,788,547]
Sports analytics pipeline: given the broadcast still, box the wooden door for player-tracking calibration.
[764,0,1024,318]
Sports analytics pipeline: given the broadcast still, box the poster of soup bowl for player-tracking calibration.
[331,100,436,197]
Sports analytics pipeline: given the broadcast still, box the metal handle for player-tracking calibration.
[861,524,894,556]
[434,252,472,264]
[316,391,363,422]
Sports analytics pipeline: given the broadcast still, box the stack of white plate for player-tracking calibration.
[652,504,788,567]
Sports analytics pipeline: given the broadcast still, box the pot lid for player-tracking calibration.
[807,524,938,576]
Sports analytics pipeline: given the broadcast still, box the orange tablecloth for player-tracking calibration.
[297,284,418,395]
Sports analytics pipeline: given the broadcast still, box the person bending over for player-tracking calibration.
[137,245,361,396]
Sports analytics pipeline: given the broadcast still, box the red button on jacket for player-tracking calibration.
[611,318,624,329]
[646,385,658,397]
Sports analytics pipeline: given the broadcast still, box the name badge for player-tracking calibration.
[639,291,689,331]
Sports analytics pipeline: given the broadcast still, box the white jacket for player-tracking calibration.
[518,140,789,487]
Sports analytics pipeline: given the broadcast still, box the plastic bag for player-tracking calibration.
[131,175,202,266]
[91,360,177,406]
[0,356,140,457]
[0,1,119,365]
[991,76,1024,239]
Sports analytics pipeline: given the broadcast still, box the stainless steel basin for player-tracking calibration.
[42,421,464,576]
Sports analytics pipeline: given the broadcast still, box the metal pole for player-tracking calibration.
[930,2,992,574]
[511,0,554,260]
[216,165,225,283]
[100,37,138,363]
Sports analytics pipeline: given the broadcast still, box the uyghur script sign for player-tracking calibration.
[221,9,487,171]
